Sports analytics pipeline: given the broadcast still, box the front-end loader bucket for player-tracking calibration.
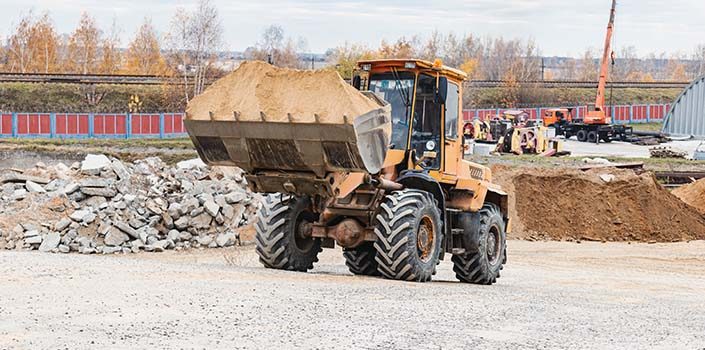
[185,97,390,178]
[183,61,392,197]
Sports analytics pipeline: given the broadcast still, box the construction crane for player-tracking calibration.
[585,0,616,125]
[563,0,632,143]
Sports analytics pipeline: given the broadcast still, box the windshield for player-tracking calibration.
[368,72,415,150]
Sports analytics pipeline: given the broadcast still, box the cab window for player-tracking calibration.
[445,82,459,139]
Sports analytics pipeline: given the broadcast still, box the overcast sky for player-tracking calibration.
[2,0,704,57]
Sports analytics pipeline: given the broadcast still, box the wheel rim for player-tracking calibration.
[293,212,315,253]
[417,216,435,262]
[486,224,501,266]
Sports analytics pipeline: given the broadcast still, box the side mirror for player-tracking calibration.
[436,77,448,104]
[352,75,361,90]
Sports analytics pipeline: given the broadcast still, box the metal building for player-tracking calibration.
[662,76,705,138]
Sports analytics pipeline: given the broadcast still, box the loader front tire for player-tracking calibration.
[255,194,321,272]
[452,203,506,285]
[373,189,442,282]
[343,242,380,276]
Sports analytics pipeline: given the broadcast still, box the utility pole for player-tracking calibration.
[541,57,546,81]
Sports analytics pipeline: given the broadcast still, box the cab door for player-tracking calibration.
[443,81,461,176]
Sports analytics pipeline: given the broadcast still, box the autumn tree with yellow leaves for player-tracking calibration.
[124,18,168,75]
[5,12,60,73]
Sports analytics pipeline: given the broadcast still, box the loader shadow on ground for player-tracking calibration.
[1,240,704,349]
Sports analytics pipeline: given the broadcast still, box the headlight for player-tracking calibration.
[361,64,372,71]
[404,62,416,69]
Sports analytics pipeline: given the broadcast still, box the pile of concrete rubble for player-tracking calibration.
[0,154,260,254]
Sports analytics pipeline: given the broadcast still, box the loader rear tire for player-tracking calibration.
[373,189,443,282]
[343,242,380,276]
[452,203,506,285]
[255,194,321,272]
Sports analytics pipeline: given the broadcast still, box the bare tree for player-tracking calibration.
[67,12,101,74]
[98,18,122,74]
[248,25,307,69]
[612,46,639,81]
[167,0,224,101]
[694,44,705,77]
[259,25,284,61]
[577,48,598,81]
[418,30,442,61]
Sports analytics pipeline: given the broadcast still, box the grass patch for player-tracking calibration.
[629,123,664,132]
[0,137,194,150]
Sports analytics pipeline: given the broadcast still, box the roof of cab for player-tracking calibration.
[357,58,468,81]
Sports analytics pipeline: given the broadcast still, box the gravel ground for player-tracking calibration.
[1,240,705,350]
[562,139,703,158]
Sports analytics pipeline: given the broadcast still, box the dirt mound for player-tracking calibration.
[672,178,705,215]
[187,61,380,123]
[491,165,705,242]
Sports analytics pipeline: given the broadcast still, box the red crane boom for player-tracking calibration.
[584,0,616,125]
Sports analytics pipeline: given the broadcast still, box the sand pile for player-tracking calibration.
[491,165,705,242]
[187,61,380,123]
[672,178,705,215]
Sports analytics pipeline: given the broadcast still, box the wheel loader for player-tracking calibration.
[184,59,508,284]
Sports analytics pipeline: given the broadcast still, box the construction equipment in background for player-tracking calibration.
[464,110,564,156]
[184,59,508,284]
[694,142,705,161]
[542,108,573,134]
[562,0,632,144]
[649,146,687,159]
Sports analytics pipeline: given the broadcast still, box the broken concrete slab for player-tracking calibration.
[80,187,117,198]
[81,154,112,174]
[54,218,72,232]
[204,200,220,217]
[0,172,51,185]
[176,158,206,170]
[111,160,131,181]
[69,210,92,222]
[104,227,130,246]
[38,232,61,252]
[114,222,140,239]
[25,181,46,193]
[79,178,113,188]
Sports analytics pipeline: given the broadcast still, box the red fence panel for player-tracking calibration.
[464,103,671,124]
[0,114,12,135]
[131,114,160,135]
[174,113,184,133]
[16,113,50,135]
[56,113,90,136]
[164,113,174,134]
[632,105,647,122]
[94,114,128,136]
[150,115,160,134]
